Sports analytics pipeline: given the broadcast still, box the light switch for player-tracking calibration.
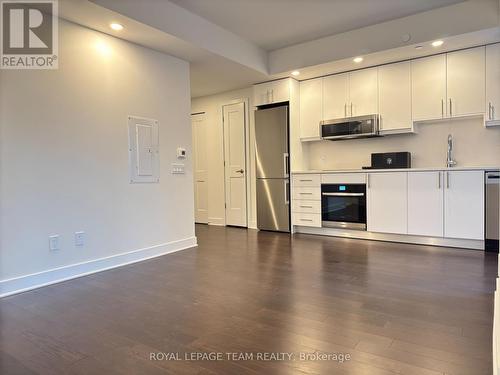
[172,163,185,174]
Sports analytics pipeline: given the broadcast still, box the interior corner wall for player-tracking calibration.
[0,20,195,294]
[191,87,257,228]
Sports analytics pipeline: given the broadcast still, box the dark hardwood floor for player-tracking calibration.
[0,224,497,374]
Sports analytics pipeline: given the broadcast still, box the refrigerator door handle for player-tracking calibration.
[283,153,289,177]
[284,179,290,205]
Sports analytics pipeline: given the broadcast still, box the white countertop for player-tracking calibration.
[292,166,500,174]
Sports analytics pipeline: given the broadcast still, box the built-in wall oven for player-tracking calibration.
[321,184,367,230]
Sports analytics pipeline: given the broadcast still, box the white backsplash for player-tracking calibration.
[308,117,500,170]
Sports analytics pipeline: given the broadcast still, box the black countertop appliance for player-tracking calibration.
[367,152,411,169]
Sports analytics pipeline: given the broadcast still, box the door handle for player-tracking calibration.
[236,169,244,174]
[284,180,290,205]
[283,153,289,177]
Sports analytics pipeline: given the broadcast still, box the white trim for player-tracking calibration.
[0,236,197,298]
[248,220,257,229]
[208,217,225,226]
[295,226,484,250]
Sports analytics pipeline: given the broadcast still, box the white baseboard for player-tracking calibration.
[248,220,257,229]
[0,236,197,298]
[208,217,225,226]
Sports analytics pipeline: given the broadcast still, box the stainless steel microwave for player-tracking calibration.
[320,114,380,141]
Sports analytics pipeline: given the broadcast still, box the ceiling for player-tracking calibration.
[169,0,465,50]
[62,0,499,98]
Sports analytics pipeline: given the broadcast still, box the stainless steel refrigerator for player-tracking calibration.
[255,105,290,232]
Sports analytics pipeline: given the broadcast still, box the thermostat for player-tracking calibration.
[176,147,186,159]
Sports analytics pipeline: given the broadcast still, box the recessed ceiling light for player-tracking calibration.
[291,70,300,76]
[432,40,444,47]
[353,57,363,63]
[110,23,124,31]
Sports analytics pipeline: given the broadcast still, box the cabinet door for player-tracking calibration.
[367,172,407,234]
[349,67,378,117]
[323,73,349,120]
[270,78,290,104]
[444,170,484,240]
[447,47,485,117]
[486,43,500,121]
[254,82,271,106]
[408,172,444,237]
[378,62,412,133]
[411,55,446,121]
[299,78,322,139]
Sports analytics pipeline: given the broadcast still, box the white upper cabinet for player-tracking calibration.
[444,170,484,240]
[349,67,378,117]
[486,43,500,123]
[408,171,444,237]
[378,61,412,133]
[299,78,322,140]
[367,172,408,235]
[446,47,485,118]
[254,78,290,106]
[323,73,349,120]
[411,54,447,121]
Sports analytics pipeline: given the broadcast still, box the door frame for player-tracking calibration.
[221,98,250,227]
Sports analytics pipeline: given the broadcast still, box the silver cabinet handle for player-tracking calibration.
[446,171,450,189]
[441,99,444,117]
[350,102,353,117]
[300,218,313,222]
[271,89,274,103]
[344,103,347,117]
[489,102,492,120]
[299,192,313,195]
[449,98,452,117]
[300,205,313,208]
[438,171,441,189]
[299,179,313,182]
[367,174,370,189]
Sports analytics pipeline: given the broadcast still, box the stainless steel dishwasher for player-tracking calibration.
[486,171,499,252]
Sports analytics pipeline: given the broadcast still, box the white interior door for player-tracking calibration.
[191,114,208,224]
[223,102,247,227]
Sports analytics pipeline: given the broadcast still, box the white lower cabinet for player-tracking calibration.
[367,172,408,234]
[408,171,444,237]
[292,174,321,228]
[444,170,484,240]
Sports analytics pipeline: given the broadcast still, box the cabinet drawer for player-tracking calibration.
[321,173,366,184]
[292,199,321,214]
[292,186,321,200]
[292,174,321,186]
[292,213,322,227]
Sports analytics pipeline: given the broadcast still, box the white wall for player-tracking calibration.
[0,20,195,293]
[308,117,500,170]
[191,88,257,228]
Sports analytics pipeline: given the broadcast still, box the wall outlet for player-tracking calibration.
[49,235,60,251]
[75,231,85,247]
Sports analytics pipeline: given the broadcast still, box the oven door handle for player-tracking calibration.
[322,192,365,197]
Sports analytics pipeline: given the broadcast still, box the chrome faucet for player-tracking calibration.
[446,134,457,168]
